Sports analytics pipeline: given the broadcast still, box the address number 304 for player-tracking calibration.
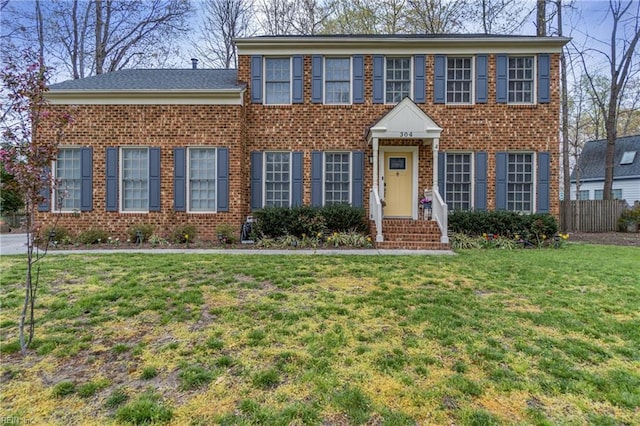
[400,131,413,137]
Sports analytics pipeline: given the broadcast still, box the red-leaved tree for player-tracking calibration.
[1,48,73,355]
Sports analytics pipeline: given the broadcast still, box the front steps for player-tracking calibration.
[371,219,450,250]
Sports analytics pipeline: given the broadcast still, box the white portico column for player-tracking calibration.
[372,137,379,191]
[432,137,439,191]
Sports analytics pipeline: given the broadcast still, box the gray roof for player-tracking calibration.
[571,134,640,181]
[48,69,243,91]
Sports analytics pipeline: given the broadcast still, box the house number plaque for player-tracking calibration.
[399,131,413,137]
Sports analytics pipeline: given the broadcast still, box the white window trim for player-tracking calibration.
[119,146,149,213]
[322,151,353,205]
[384,56,413,105]
[263,57,292,105]
[186,147,217,214]
[507,55,537,105]
[506,151,537,213]
[445,56,475,105]
[51,146,82,213]
[263,151,292,208]
[444,151,475,210]
[323,57,352,105]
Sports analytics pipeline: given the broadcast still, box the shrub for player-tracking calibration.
[41,226,72,245]
[618,204,640,232]
[253,205,367,239]
[171,224,197,244]
[128,224,155,243]
[322,204,367,233]
[449,210,557,241]
[215,223,238,244]
[78,228,109,245]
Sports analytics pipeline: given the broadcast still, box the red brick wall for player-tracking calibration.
[36,104,247,241]
[37,51,560,242]
[238,53,561,216]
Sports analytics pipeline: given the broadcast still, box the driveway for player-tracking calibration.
[0,232,28,255]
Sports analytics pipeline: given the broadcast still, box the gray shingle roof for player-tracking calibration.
[571,134,640,181]
[48,69,243,91]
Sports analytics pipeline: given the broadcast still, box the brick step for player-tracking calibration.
[382,233,442,242]
[381,224,441,233]
[376,241,450,250]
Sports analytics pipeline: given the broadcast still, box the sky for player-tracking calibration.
[0,0,637,83]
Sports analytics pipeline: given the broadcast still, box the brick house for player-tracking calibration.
[38,34,568,249]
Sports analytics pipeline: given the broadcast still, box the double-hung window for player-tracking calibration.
[325,58,351,104]
[55,148,82,211]
[577,190,590,200]
[594,189,623,200]
[188,148,216,212]
[508,57,534,103]
[385,57,411,103]
[265,58,291,104]
[447,57,472,104]
[507,153,534,213]
[445,153,472,210]
[265,152,291,207]
[121,148,149,211]
[324,152,351,205]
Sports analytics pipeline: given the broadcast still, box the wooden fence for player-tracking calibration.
[560,200,628,232]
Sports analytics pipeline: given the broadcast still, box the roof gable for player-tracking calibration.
[367,97,442,142]
[571,134,640,181]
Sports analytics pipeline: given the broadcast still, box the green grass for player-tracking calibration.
[0,244,638,424]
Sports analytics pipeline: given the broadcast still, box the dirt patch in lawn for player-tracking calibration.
[568,232,640,247]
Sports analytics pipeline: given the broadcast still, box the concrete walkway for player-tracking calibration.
[1,233,455,256]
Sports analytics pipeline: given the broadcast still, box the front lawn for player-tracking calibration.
[1,245,638,425]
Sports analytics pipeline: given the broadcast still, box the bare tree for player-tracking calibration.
[322,0,379,34]
[290,0,335,35]
[536,0,546,36]
[258,0,295,35]
[195,0,254,69]
[475,0,535,34]
[405,0,471,34]
[575,0,640,199]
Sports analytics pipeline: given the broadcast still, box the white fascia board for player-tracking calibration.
[235,37,570,55]
[46,89,245,105]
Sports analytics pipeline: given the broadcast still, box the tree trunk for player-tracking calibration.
[95,0,104,74]
[558,0,571,229]
[537,0,546,36]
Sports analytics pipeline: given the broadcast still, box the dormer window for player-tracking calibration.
[620,151,636,165]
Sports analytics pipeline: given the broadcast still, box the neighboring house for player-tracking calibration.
[38,34,568,249]
[570,134,640,205]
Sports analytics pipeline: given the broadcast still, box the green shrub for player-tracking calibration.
[322,204,367,233]
[41,226,72,245]
[128,224,155,243]
[215,223,238,244]
[171,224,197,244]
[449,210,557,241]
[618,204,640,232]
[78,228,109,245]
[253,205,367,239]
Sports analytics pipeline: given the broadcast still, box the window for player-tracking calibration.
[265,152,290,207]
[121,148,149,211]
[507,153,534,212]
[265,58,290,104]
[386,57,411,103]
[188,148,216,212]
[55,148,81,211]
[325,58,350,104]
[578,190,589,200]
[324,152,350,205]
[620,151,636,165]
[447,57,472,104]
[445,153,472,210]
[595,189,623,200]
[508,57,534,103]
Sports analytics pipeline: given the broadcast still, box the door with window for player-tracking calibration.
[383,151,413,217]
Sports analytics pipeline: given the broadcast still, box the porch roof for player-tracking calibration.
[366,97,443,143]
